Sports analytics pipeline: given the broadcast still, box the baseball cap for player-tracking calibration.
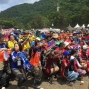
[63,50,70,55]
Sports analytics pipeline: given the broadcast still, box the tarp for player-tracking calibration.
[49,28,60,32]
[39,28,49,33]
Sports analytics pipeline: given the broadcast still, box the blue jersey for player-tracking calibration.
[0,43,7,48]
[11,51,23,69]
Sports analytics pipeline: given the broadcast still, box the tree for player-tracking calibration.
[48,12,68,28]
[30,15,49,29]
[0,19,15,28]
[0,0,89,29]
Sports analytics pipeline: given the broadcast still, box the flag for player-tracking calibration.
[17,52,32,70]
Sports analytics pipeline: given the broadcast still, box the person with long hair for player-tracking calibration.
[11,43,26,89]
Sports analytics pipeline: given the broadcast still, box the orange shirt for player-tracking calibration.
[0,51,4,62]
[30,50,40,66]
[59,33,65,39]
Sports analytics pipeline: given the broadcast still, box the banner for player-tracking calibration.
[43,40,56,51]
[70,44,80,50]
[47,40,56,49]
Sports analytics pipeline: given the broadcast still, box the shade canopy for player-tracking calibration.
[74,24,80,28]
[82,24,85,28]
[67,25,75,31]
[87,24,89,27]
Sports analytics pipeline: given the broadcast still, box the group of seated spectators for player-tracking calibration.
[0,29,89,89]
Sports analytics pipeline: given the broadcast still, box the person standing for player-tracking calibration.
[0,33,9,89]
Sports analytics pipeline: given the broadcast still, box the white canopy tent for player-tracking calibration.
[67,24,75,31]
[87,24,89,27]
[82,24,85,30]
[74,24,80,28]
[82,24,85,28]
[74,24,82,30]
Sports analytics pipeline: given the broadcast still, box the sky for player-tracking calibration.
[0,0,39,12]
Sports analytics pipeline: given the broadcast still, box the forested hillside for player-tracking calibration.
[0,0,89,29]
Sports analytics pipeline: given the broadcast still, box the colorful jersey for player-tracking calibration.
[70,44,81,50]
[0,42,7,62]
[11,51,23,69]
[7,40,17,49]
[23,42,30,50]
[30,47,41,66]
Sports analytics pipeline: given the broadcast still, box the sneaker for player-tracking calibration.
[33,84,44,89]
[33,84,41,88]
[1,87,6,89]
[33,80,44,89]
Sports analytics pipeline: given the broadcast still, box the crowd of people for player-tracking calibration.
[0,29,89,89]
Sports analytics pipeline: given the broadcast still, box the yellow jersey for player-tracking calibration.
[7,40,17,49]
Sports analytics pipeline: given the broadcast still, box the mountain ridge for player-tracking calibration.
[0,0,89,29]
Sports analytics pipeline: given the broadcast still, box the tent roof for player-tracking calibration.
[82,24,85,29]
[67,25,75,31]
[67,24,72,28]
[75,27,83,30]
[87,24,89,27]
[74,24,80,28]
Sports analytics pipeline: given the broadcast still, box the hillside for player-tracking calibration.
[0,0,59,18]
[0,0,89,29]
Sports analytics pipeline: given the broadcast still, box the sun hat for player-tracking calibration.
[52,33,58,38]
[64,42,70,47]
